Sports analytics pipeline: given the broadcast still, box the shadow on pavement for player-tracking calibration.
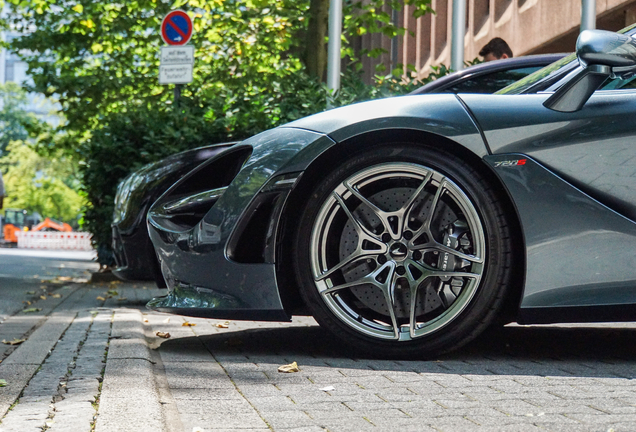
[156,323,636,378]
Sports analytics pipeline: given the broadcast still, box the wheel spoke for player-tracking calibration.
[402,171,433,228]
[343,182,400,239]
[332,191,384,243]
[413,241,484,264]
[314,250,370,282]
[424,177,448,230]
[380,269,401,340]
[321,261,400,340]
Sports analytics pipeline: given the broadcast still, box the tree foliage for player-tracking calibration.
[5,0,441,263]
[0,141,85,222]
[0,82,43,155]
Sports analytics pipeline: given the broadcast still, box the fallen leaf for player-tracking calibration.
[107,290,119,296]
[51,294,62,298]
[156,331,171,339]
[143,319,149,323]
[319,385,335,392]
[0,379,6,387]
[26,291,35,295]
[163,317,171,323]
[96,296,106,301]
[215,322,229,328]
[23,301,31,306]
[23,308,42,313]
[117,297,128,301]
[278,361,300,373]
[2,338,26,346]
[182,321,196,327]
[40,295,47,300]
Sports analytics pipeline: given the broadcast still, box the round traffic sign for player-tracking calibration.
[161,10,193,46]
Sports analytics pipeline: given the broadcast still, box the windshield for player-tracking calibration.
[496,53,576,95]
[497,22,636,95]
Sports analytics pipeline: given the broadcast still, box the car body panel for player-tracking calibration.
[461,92,636,221]
[112,142,237,281]
[284,94,489,158]
[147,128,331,319]
[485,154,636,310]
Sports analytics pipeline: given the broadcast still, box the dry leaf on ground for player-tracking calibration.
[143,319,149,323]
[156,331,171,338]
[182,321,196,327]
[50,293,62,298]
[278,361,300,373]
[23,308,42,313]
[2,339,26,346]
[39,295,47,300]
[96,296,106,301]
[0,379,6,387]
[215,322,229,328]
[23,301,31,306]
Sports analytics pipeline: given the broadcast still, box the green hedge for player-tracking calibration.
[83,69,447,265]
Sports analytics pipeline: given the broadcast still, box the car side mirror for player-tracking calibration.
[544,30,636,113]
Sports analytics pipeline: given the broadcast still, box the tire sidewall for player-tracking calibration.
[293,143,511,357]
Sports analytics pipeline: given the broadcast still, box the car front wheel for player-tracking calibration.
[294,144,515,357]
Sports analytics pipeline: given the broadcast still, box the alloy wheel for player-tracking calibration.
[309,162,486,341]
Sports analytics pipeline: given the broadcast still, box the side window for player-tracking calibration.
[446,66,543,94]
[600,75,636,91]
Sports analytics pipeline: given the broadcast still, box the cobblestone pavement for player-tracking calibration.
[1,281,636,432]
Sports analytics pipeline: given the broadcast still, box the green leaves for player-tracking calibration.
[4,0,439,265]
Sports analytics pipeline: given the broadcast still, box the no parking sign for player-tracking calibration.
[161,10,193,46]
[160,9,194,85]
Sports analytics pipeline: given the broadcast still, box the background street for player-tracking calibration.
[1,249,636,432]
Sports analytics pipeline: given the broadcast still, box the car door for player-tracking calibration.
[459,88,636,313]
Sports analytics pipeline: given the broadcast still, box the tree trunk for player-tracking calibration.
[304,0,329,81]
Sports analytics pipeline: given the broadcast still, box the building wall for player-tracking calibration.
[357,0,636,80]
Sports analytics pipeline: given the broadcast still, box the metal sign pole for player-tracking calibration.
[326,0,343,109]
[451,0,466,72]
[581,0,596,32]
[174,84,181,107]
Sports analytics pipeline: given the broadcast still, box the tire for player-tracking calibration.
[293,144,514,357]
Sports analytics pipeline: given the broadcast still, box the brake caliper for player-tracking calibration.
[437,220,472,305]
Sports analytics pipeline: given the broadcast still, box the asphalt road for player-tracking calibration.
[0,248,99,320]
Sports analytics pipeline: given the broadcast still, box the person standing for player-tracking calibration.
[479,37,513,62]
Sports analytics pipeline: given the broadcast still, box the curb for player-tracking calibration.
[94,309,166,432]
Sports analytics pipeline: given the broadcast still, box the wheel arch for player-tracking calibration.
[275,128,526,322]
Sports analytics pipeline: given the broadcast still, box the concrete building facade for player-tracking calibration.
[356,0,636,80]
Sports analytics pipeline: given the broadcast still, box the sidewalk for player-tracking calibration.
[2,281,636,432]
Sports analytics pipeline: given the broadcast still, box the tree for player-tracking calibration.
[0,82,42,155]
[4,0,437,264]
[0,140,85,222]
